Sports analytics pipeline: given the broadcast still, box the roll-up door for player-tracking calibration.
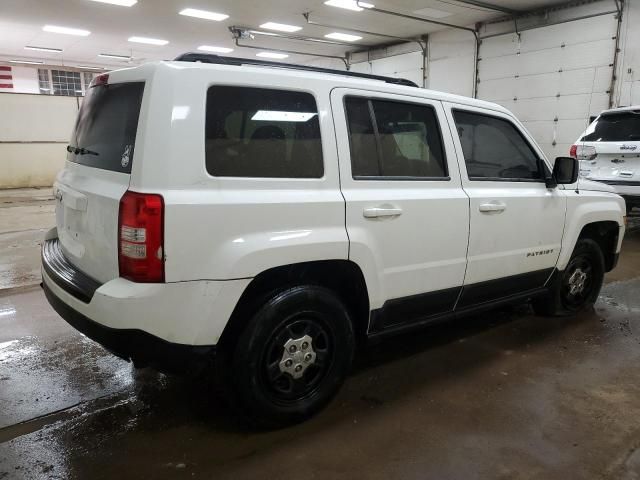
[477,13,618,159]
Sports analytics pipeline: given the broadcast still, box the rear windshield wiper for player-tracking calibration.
[66,145,99,156]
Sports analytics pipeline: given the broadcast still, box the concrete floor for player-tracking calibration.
[0,188,54,291]
[1,190,640,479]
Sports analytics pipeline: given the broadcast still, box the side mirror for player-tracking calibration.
[553,156,579,185]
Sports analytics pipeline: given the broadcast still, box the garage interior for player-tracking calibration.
[1,0,640,478]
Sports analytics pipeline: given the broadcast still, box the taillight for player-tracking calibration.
[571,144,597,160]
[90,73,109,88]
[118,190,164,282]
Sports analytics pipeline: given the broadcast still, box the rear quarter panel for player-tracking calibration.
[133,63,348,281]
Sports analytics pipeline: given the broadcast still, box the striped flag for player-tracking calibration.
[0,66,13,89]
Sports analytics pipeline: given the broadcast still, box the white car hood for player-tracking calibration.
[575,178,616,193]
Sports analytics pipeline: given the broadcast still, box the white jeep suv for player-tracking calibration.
[42,54,626,427]
[571,106,640,213]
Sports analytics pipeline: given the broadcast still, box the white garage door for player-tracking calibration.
[351,51,425,88]
[477,13,618,160]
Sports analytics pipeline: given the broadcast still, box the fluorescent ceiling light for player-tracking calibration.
[128,36,169,46]
[43,25,91,36]
[99,53,131,59]
[24,46,62,53]
[325,32,362,41]
[249,30,279,36]
[10,59,45,64]
[413,7,452,18]
[197,45,233,53]
[259,22,302,32]
[179,8,228,21]
[256,52,289,59]
[252,110,317,122]
[324,0,374,11]
[88,0,137,6]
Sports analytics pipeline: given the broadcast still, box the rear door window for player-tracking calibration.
[344,96,448,179]
[581,112,640,142]
[69,82,145,173]
[205,86,323,178]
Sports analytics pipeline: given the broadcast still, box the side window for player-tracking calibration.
[452,110,542,181]
[345,96,447,179]
[205,86,323,178]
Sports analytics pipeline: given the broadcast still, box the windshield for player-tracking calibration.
[68,82,145,173]
[581,111,640,142]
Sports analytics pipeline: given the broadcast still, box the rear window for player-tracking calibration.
[581,111,640,142]
[205,86,323,178]
[68,82,145,173]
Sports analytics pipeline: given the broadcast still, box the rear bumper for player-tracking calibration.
[41,233,251,370]
[42,279,215,374]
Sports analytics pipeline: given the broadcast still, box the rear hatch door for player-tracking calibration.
[55,80,145,283]
[579,110,640,182]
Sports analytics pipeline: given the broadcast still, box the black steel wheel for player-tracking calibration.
[260,315,334,405]
[533,238,604,316]
[226,285,354,428]
[560,253,595,310]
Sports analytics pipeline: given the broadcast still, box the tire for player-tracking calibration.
[532,238,605,316]
[224,285,354,428]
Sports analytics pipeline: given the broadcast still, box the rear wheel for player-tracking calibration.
[533,239,604,316]
[225,285,354,428]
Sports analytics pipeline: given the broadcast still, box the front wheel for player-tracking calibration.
[533,238,605,316]
[225,285,354,428]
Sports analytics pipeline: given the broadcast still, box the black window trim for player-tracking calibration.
[204,84,325,180]
[452,108,546,184]
[343,95,451,182]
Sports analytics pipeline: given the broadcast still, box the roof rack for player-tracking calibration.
[173,53,419,88]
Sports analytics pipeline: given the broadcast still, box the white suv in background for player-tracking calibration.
[42,54,626,427]
[571,106,640,213]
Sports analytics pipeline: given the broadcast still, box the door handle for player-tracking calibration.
[479,202,506,213]
[363,206,403,218]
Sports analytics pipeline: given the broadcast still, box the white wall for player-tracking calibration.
[349,43,425,87]
[476,4,619,159]
[615,0,640,106]
[427,28,476,97]
[10,66,39,94]
[4,0,639,188]
[0,93,78,188]
[322,0,629,161]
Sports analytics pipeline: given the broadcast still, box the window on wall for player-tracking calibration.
[83,72,95,90]
[51,70,82,96]
[345,96,447,179]
[35,69,95,96]
[452,110,542,181]
[37,69,51,94]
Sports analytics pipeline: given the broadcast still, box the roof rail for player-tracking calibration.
[173,53,419,88]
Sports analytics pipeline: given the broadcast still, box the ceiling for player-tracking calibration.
[0,0,572,69]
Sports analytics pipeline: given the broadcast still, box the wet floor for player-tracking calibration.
[1,197,640,479]
[0,188,54,291]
